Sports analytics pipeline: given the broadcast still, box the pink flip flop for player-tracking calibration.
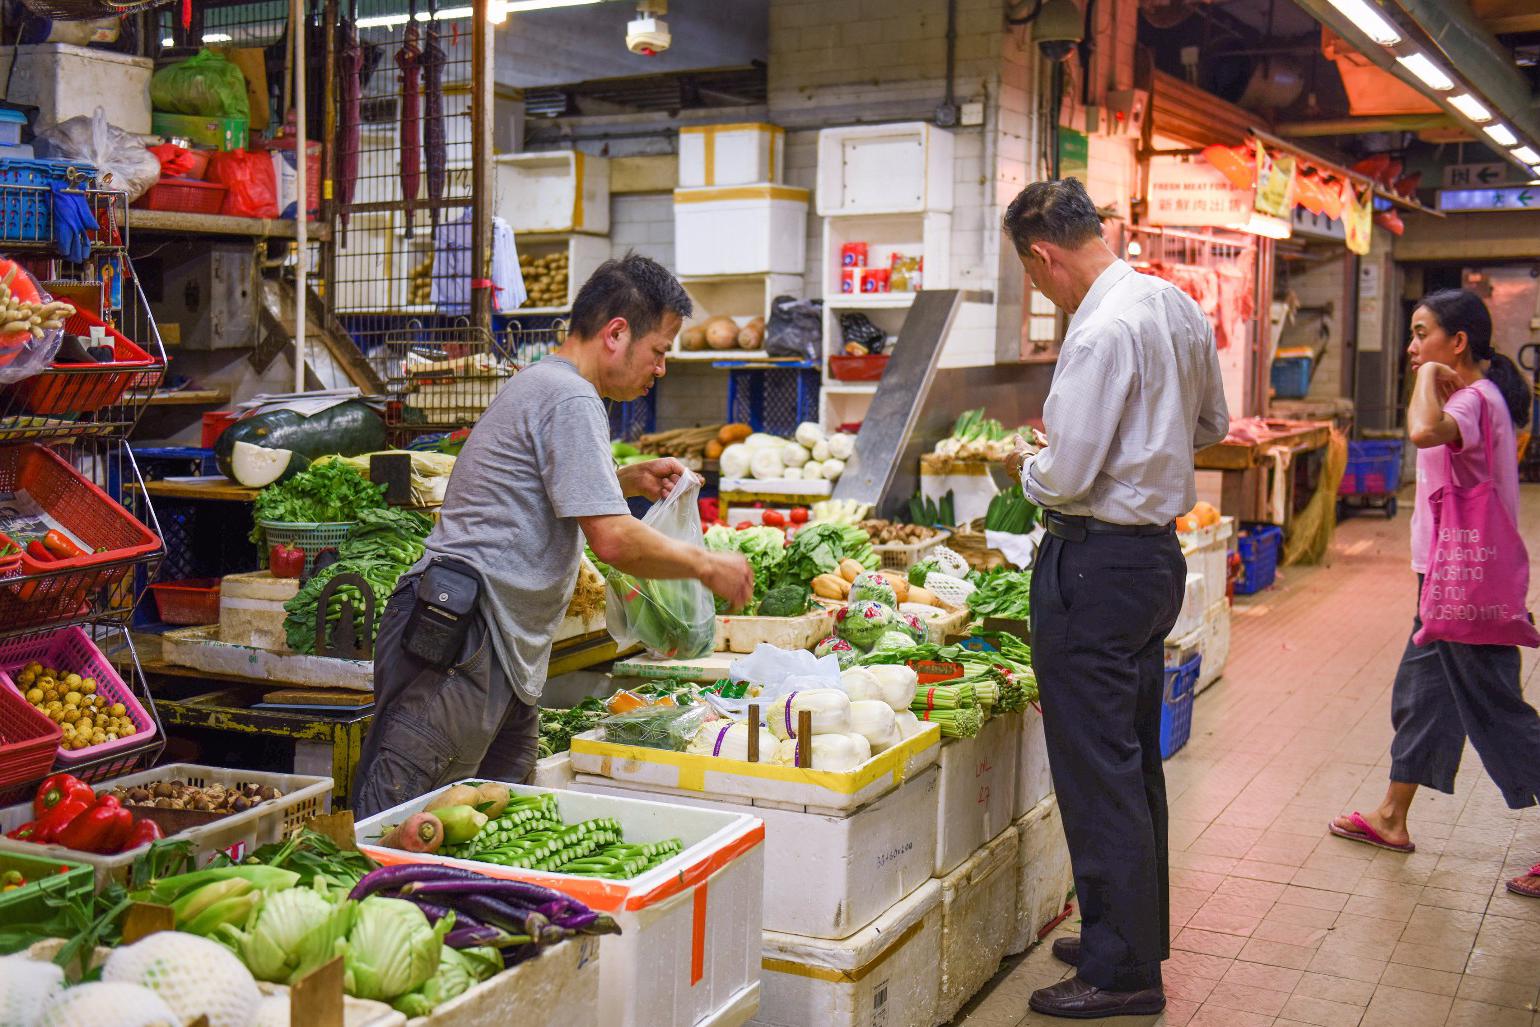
[1328,811,1416,853]
[1505,864,1540,898]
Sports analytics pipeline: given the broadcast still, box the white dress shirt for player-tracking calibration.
[1023,259,1230,525]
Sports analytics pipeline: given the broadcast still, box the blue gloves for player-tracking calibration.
[49,183,95,264]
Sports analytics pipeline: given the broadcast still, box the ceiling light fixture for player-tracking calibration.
[1512,146,1540,164]
[1396,52,1455,91]
[1325,0,1402,46]
[1447,93,1492,122]
[355,0,528,27]
[1484,123,1519,147]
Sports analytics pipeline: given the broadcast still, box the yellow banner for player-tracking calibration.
[1254,142,1297,219]
[1344,183,1373,256]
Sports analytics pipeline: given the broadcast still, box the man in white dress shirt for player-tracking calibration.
[1002,178,1229,1019]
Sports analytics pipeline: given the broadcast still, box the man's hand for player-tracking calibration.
[618,458,692,501]
[1004,433,1042,484]
[699,551,754,611]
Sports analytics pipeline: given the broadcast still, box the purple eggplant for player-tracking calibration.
[395,11,422,238]
[337,7,362,240]
[349,863,488,901]
[405,898,463,926]
[446,924,530,949]
[421,18,447,232]
[398,877,580,909]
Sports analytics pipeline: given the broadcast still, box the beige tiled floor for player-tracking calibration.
[954,485,1540,1027]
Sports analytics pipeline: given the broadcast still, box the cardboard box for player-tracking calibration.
[152,112,248,152]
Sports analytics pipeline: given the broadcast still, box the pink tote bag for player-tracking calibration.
[1415,391,1540,648]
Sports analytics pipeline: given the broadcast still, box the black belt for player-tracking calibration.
[1043,510,1174,541]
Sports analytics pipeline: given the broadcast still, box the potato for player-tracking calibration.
[737,316,765,350]
[680,325,708,351]
[838,558,865,583]
[812,574,851,600]
[703,316,740,350]
[704,439,725,460]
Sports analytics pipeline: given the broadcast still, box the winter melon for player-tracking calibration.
[213,401,386,482]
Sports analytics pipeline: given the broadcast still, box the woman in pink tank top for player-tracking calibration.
[1327,289,1540,899]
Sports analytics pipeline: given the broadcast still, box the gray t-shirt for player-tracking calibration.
[417,356,628,703]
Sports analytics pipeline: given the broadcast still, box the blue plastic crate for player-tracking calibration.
[1235,523,1283,595]
[1160,655,1201,759]
[727,367,821,436]
[131,446,219,482]
[607,390,657,442]
[1339,438,1403,497]
[1270,355,1313,399]
[0,157,96,244]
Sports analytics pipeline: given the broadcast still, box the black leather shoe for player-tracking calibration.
[1028,977,1166,1019]
[1051,935,1081,966]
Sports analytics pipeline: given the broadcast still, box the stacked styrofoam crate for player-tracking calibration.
[1170,516,1235,692]
[1006,795,1075,958]
[674,123,808,277]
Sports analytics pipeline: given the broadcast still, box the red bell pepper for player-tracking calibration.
[122,817,164,851]
[34,773,93,817]
[24,539,54,563]
[8,794,91,844]
[269,542,306,579]
[56,795,134,854]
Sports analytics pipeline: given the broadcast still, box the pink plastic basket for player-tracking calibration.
[0,627,154,777]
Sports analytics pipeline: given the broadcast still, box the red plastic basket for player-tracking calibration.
[147,578,220,625]
[0,627,154,778]
[133,177,228,216]
[0,674,62,793]
[0,444,161,614]
[828,354,890,381]
[13,308,158,416]
[201,410,240,449]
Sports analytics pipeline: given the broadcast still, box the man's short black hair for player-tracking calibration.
[1002,178,1104,254]
[569,253,693,340]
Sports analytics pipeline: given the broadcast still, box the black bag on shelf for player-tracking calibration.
[839,312,886,354]
[764,295,823,361]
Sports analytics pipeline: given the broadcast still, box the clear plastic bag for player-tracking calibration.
[603,476,716,660]
[597,703,718,752]
[0,265,64,385]
[35,108,161,203]
[765,295,823,360]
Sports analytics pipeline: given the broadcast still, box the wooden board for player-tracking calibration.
[161,624,373,692]
[263,688,375,706]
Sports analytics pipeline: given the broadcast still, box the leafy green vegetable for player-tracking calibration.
[757,584,813,617]
[607,572,716,659]
[967,568,1032,620]
[393,945,502,1018]
[251,461,387,543]
[538,697,608,758]
[704,526,787,608]
[222,880,354,984]
[343,897,452,1002]
[775,523,877,589]
[984,486,1038,534]
[908,560,939,587]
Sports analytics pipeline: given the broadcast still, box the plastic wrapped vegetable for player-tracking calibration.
[836,599,897,649]
[688,720,778,762]
[772,732,872,771]
[814,635,860,668]
[766,688,852,740]
[870,630,916,654]
[599,704,717,751]
[848,571,897,608]
[0,955,63,1026]
[604,478,716,659]
[849,700,901,753]
[38,982,180,1027]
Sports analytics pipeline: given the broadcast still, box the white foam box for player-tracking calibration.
[0,44,152,134]
[937,825,1020,1023]
[679,122,785,187]
[576,765,938,941]
[1014,702,1053,819]
[532,751,576,789]
[752,879,942,1027]
[219,570,298,650]
[493,150,609,234]
[1169,571,1206,639]
[570,722,940,816]
[674,185,810,276]
[815,121,955,216]
[356,782,763,1027]
[933,711,1020,876]
[407,938,600,1027]
[714,606,837,654]
[1180,516,1235,613]
[1198,599,1230,692]
[1006,795,1075,957]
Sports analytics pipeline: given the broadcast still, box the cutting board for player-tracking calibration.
[262,688,373,707]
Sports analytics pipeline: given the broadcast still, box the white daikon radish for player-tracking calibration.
[231,441,297,487]
[893,710,924,740]
[783,465,805,480]
[839,666,883,703]
[794,422,826,449]
[750,447,785,480]
[766,688,852,740]
[772,732,872,772]
[828,433,855,460]
[780,442,810,468]
[688,721,778,763]
[866,664,919,712]
[811,439,831,462]
[849,700,900,753]
[822,458,846,481]
[719,443,751,479]
[745,432,783,450]
[802,460,825,480]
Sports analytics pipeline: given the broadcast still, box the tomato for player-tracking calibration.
[735,521,754,530]
[761,510,786,527]
[789,507,810,525]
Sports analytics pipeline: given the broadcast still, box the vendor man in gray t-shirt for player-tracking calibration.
[353,255,753,819]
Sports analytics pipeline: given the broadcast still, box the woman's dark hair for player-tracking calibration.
[569,253,692,340]
[1416,288,1533,426]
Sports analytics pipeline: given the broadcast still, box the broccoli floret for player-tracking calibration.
[757,584,814,618]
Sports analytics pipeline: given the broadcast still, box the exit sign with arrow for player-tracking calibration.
[1437,186,1537,212]
[1442,162,1510,188]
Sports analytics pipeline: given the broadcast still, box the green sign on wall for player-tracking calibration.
[1058,128,1089,184]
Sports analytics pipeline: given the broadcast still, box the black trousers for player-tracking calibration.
[1390,577,1540,809]
[1031,529,1186,992]
[352,577,540,821]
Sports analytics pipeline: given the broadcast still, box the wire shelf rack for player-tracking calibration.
[0,163,129,254]
[368,319,515,433]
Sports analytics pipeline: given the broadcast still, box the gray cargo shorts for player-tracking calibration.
[351,576,539,820]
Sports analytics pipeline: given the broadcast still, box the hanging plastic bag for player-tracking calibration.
[604,476,716,660]
[35,108,161,203]
[150,49,251,121]
[206,150,279,219]
[0,262,66,385]
[765,295,823,360]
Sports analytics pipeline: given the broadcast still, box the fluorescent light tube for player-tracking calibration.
[1485,124,1519,147]
[1512,146,1540,164]
[1447,93,1491,122]
[1325,0,1401,45]
[1396,52,1454,91]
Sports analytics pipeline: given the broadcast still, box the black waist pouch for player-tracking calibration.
[402,556,483,668]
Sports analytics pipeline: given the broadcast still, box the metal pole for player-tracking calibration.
[294,0,309,392]
[471,0,493,329]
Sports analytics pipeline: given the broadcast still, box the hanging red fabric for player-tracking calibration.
[182,0,191,30]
